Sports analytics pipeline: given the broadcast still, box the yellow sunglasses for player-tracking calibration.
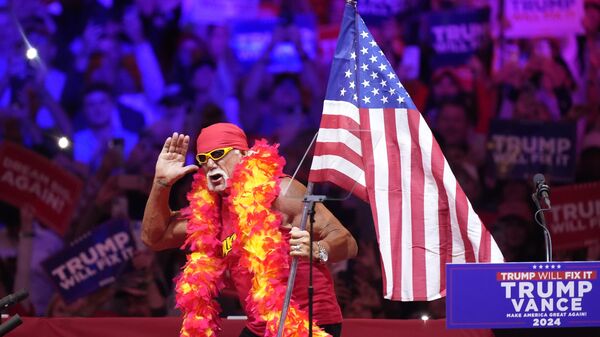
[196,147,234,165]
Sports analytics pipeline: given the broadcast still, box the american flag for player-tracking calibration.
[309,3,504,301]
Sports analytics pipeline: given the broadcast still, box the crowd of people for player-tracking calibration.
[0,0,599,321]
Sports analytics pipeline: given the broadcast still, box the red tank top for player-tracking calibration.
[219,206,342,335]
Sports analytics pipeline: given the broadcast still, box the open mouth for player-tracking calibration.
[208,172,224,184]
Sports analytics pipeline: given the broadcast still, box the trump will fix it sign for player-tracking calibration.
[548,182,600,251]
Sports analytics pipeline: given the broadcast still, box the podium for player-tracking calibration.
[446,261,600,330]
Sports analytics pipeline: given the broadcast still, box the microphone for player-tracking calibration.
[533,173,551,208]
[0,290,28,311]
[0,314,22,336]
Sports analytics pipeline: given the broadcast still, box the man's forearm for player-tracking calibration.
[141,180,173,247]
[318,222,358,263]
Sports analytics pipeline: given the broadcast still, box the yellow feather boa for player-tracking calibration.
[175,140,330,337]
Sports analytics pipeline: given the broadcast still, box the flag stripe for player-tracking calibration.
[467,203,482,261]
[490,234,504,261]
[479,220,491,262]
[406,109,426,300]
[417,112,441,300]
[368,108,395,299]
[358,106,391,295]
[319,114,361,139]
[308,168,368,201]
[323,100,360,125]
[316,128,362,156]
[394,108,413,300]
[310,142,364,170]
[384,108,404,300]
[456,183,476,262]
[310,155,366,188]
[444,164,467,264]
[431,137,450,297]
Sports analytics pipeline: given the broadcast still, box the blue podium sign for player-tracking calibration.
[447,262,600,329]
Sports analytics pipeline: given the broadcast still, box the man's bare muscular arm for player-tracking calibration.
[276,177,358,262]
[141,133,196,251]
[141,183,187,250]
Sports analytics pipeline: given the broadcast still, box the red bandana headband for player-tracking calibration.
[196,123,249,153]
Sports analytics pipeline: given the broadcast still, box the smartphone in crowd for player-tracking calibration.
[108,137,124,150]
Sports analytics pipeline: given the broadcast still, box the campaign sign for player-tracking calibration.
[447,262,600,329]
[487,119,577,183]
[42,220,136,303]
[502,0,584,38]
[0,142,83,235]
[180,0,259,25]
[317,24,339,66]
[230,14,317,72]
[547,182,600,251]
[428,8,489,69]
[357,0,407,24]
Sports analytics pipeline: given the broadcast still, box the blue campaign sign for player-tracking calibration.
[447,262,600,329]
[230,14,317,72]
[42,220,136,303]
[427,8,490,69]
[487,119,577,183]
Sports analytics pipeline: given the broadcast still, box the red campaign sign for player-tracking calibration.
[0,142,83,236]
[317,24,339,65]
[547,182,600,251]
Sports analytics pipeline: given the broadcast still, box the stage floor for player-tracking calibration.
[7,317,599,336]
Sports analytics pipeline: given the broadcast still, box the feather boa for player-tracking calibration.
[175,140,330,337]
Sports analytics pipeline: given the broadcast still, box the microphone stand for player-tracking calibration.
[307,198,318,337]
[532,191,552,262]
[0,314,22,336]
[276,182,326,337]
[0,289,28,336]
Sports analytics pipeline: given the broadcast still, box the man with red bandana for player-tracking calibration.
[141,123,357,337]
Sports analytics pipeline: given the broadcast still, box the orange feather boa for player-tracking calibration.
[175,140,329,337]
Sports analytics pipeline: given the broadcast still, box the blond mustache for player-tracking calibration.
[206,168,229,190]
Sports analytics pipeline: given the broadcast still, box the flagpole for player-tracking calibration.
[276,183,327,337]
[276,1,358,336]
[350,0,361,111]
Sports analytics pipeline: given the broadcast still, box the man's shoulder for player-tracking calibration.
[274,177,306,213]
[277,177,305,197]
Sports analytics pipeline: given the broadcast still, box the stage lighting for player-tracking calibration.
[25,47,38,60]
[57,136,70,149]
[420,314,429,321]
